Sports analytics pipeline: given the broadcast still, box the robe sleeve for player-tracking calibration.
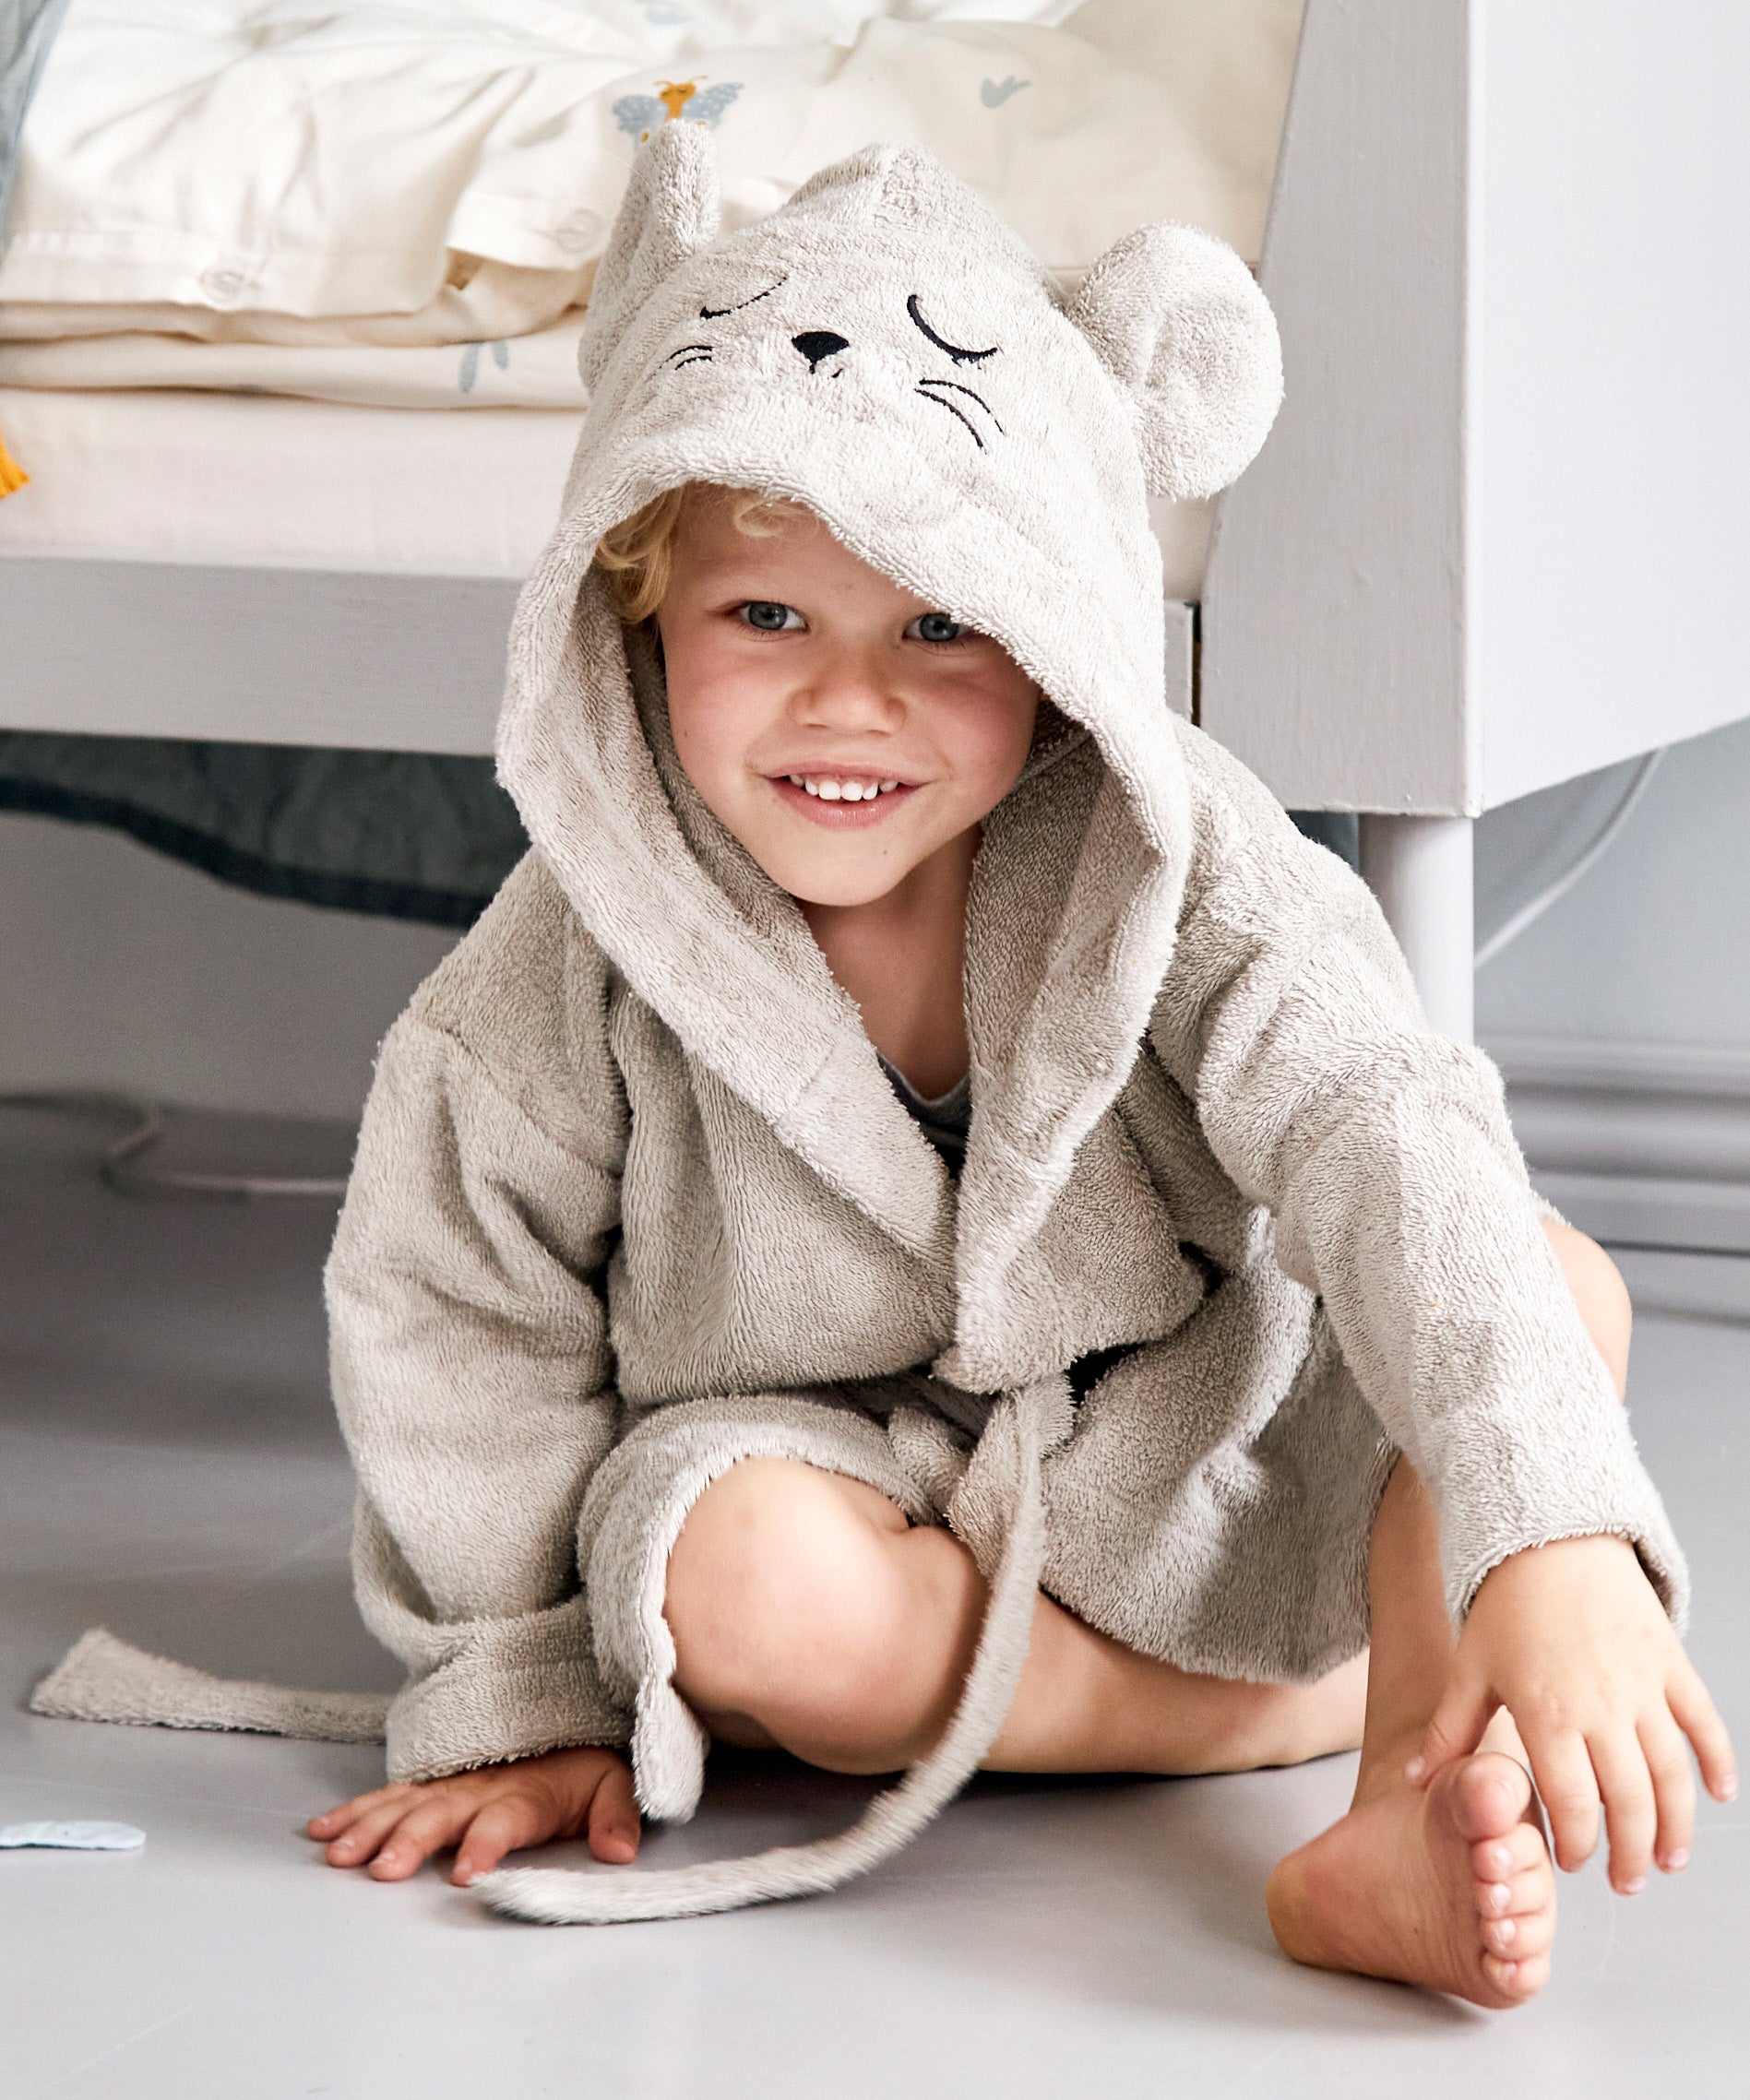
[325,1009,627,1780]
[1149,722,1687,1627]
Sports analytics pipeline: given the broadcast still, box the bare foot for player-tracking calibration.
[1267,1751,1556,2008]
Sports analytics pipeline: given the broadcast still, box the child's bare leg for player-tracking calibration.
[1266,1219,1632,2007]
[666,1460,1367,1782]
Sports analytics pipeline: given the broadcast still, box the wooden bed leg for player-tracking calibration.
[1358,814,1474,1044]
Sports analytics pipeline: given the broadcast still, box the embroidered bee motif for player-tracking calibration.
[613,78,744,143]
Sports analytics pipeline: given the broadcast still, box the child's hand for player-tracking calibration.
[307,1744,640,1886]
[1410,1535,1737,1893]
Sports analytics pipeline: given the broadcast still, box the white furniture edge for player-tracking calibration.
[1197,0,1750,1041]
[0,557,521,756]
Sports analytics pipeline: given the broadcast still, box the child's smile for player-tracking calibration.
[766,772,920,828]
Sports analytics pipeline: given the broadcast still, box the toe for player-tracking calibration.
[1482,1950,1551,2001]
[1448,1753,1534,1845]
[1470,1818,1547,1886]
[1474,1852,1553,1915]
[1482,1902,1554,1961]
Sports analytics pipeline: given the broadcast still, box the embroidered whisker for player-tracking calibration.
[915,385,985,448]
[918,377,1004,434]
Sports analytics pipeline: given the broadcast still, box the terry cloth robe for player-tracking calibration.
[32,129,1686,1928]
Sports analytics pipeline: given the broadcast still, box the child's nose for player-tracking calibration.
[795,657,906,732]
[792,331,850,371]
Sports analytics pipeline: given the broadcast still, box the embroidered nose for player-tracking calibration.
[792,330,850,371]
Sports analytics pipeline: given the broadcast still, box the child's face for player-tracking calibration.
[656,489,1040,908]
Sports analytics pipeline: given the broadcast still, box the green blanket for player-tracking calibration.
[0,732,526,927]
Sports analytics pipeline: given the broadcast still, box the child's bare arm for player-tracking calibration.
[308,1745,640,1886]
[1410,1536,1737,1892]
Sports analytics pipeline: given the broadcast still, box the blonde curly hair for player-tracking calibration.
[594,483,796,623]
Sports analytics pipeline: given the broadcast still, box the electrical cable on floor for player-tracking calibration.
[1599,1240,1750,1261]
[0,1089,348,1200]
[1475,748,1666,969]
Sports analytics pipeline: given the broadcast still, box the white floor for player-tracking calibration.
[3,1103,1746,2099]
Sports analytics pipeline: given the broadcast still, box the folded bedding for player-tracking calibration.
[0,0,1301,408]
[0,311,591,409]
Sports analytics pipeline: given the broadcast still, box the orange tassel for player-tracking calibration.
[0,420,28,498]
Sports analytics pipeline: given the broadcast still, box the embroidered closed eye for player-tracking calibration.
[699,276,786,320]
[906,294,998,366]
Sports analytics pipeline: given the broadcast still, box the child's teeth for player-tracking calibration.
[792,776,904,801]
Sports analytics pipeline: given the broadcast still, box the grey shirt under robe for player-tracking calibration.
[879,1057,971,1173]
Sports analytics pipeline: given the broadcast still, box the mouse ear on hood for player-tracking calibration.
[1068,223,1283,502]
[578,124,722,392]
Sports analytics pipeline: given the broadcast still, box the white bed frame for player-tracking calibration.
[4,0,1748,1042]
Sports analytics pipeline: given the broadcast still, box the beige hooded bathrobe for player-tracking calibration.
[34,129,1685,1927]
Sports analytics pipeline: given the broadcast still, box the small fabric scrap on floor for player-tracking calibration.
[30,1628,389,1744]
[0,1820,145,1850]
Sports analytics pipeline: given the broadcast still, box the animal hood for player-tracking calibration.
[494,127,1283,1317]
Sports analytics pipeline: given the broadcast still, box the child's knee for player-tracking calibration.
[663,1456,911,1722]
[1540,1218,1632,1397]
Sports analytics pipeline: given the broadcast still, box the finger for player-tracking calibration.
[322,1797,434,1869]
[451,1795,554,1887]
[307,1784,420,1839]
[1668,1666,1739,1805]
[1523,1726,1601,1873]
[587,1758,642,1865]
[1409,1672,1496,1787]
[366,1797,476,1882]
[1589,1728,1658,1893]
[1639,1709,1697,1874]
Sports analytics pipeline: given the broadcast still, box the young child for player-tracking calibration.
[308,131,1734,1998]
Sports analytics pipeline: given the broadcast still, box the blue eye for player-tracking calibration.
[908,612,966,645]
[743,601,802,631]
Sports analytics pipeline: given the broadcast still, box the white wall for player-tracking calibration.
[0,812,458,1121]
[2,708,1745,1123]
